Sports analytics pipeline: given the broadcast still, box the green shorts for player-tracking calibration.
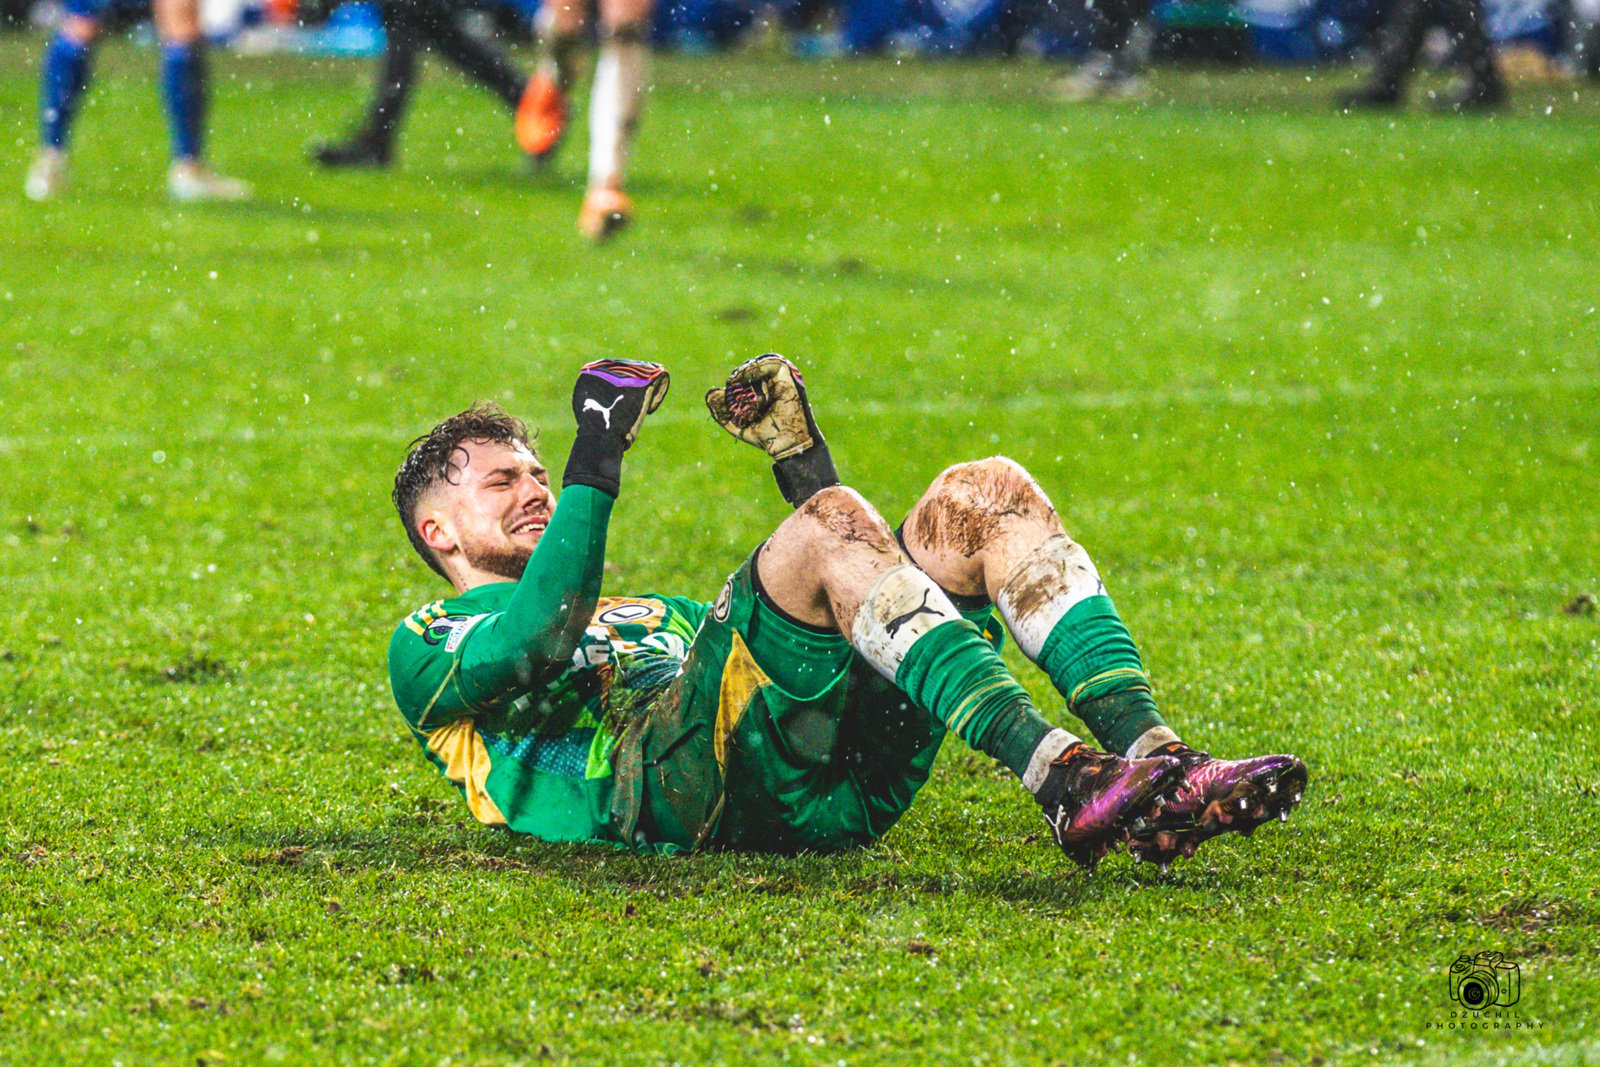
[610,547,1001,854]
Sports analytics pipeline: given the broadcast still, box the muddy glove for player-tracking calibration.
[705,353,839,508]
[564,358,671,497]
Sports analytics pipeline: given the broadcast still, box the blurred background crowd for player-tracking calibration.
[3,0,1595,75]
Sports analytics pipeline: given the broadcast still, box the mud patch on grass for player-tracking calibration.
[1478,896,1574,933]
[134,652,233,684]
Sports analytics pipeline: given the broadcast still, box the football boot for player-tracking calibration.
[516,73,569,164]
[578,187,633,241]
[312,133,393,169]
[1035,742,1184,870]
[168,161,252,203]
[25,148,68,202]
[1126,744,1307,869]
[1335,85,1401,111]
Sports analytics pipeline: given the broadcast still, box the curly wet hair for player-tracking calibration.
[393,403,536,578]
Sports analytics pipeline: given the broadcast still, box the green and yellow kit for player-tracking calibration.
[388,484,999,853]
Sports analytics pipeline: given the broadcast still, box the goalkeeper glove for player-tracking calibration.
[704,353,839,507]
[563,358,671,497]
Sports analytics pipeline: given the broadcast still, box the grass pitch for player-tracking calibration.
[1,35,1598,1065]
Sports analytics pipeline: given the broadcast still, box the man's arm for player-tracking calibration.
[453,483,615,709]
[461,359,671,705]
[390,361,670,728]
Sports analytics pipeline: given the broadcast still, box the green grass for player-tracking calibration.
[2,34,1598,1065]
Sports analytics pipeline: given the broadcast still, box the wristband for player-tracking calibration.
[772,443,839,508]
[563,432,626,497]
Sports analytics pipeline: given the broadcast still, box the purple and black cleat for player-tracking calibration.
[1035,743,1185,870]
[1126,744,1308,869]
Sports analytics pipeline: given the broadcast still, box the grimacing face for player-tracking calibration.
[422,438,552,585]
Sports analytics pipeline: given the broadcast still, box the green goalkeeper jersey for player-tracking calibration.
[387,484,708,845]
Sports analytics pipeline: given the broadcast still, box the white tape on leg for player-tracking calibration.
[1021,727,1081,795]
[849,564,963,681]
[995,534,1106,661]
[1126,725,1181,760]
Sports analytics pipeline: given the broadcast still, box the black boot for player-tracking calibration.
[311,132,394,168]
[1431,78,1507,112]
[1335,84,1402,110]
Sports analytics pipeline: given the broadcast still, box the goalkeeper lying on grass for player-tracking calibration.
[387,357,1307,869]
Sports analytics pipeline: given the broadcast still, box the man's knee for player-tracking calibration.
[60,13,100,42]
[793,485,899,555]
[912,457,1056,556]
[757,486,901,630]
[600,17,651,42]
[938,456,1041,502]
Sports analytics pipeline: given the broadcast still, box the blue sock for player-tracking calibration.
[160,43,207,160]
[41,34,94,150]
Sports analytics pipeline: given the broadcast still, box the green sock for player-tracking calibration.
[894,619,1054,779]
[1037,597,1168,757]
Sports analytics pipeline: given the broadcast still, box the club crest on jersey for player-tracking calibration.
[595,598,665,629]
[419,614,478,647]
[711,576,734,623]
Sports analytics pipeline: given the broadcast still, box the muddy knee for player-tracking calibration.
[909,457,1058,559]
[789,485,896,555]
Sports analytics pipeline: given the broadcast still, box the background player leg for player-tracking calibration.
[757,485,1183,869]
[1055,0,1150,101]
[26,8,98,200]
[313,1,421,168]
[405,0,531,117]
[1335,0,1431,108]
[901,457,1306,866]
[578,0,654,240]
[1432,0,1506,110]
[155,0,251,201]
[517,2,584,163]
[318,0,534,168]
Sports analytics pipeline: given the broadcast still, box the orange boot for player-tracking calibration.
[515,73,568,164]
[578,187,633,241]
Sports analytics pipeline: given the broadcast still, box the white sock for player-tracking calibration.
[849,564,963,681]
[993,534,1107,661]
[1126,725,1181,760]
[1021,727,1081,794]
[587,32,646,190]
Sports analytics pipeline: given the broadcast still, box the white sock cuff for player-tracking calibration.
[1126,725,1181,760]
[588,49,621,188]
[1021,728,1080,794]
[994,534,1105,660]
[849,564,964,682]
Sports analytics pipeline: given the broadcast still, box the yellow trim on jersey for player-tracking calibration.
[425,717,508,827]
[714,630,771,772]
[405,600,447,636]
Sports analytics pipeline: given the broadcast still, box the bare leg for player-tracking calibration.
[152,0,201,45]
[589,0,652,194]
[755,486,905,635]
